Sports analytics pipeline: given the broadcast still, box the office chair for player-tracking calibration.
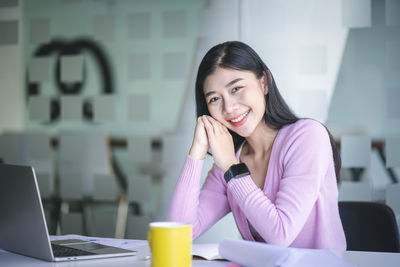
[339,201,400,252]
[58,131,121,237]
[0,132,57,233]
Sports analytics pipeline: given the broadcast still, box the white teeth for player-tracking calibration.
[230,111,249,123]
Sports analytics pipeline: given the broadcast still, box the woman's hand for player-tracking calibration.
[189,116,209,160]
[201,115,239,172]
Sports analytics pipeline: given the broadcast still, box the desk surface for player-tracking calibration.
[1,235,399,267]
[341,250,400,267]
[1,250,400,267]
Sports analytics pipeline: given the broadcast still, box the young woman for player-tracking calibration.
[166,41,346,251]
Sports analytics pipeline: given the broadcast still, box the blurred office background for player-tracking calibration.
[0,0,399,244]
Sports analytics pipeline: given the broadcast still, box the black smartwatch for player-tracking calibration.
[224,163,250,183]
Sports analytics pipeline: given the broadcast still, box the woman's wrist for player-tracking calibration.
[189,144,207,160]
[221,159,240,173]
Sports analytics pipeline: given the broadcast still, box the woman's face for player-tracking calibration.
[203,67,267,137]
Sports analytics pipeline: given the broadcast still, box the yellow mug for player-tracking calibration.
[147,222,192,267]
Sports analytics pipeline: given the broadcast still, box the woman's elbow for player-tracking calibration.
[261,226,296,247]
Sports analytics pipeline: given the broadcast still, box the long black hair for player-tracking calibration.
[195,41,341,180]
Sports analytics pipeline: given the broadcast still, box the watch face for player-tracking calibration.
[231,163,250,178]
[224,163,250,183]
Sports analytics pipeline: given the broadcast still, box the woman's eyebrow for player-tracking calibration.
[204,91,215,98]
[204,78,244,98]
[225,78,243,88]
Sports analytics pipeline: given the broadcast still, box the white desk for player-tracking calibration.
[1,249,400,267]
[1,251,228,267]
[1,234,400,267]
[341,250,400,267]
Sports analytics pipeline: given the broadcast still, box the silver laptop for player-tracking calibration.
[0,163,136,261]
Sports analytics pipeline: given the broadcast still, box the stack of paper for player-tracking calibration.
[218,239,354,267]
[192,244,223,260]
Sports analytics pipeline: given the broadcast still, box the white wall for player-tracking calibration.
[240,0,348,122]
[0,3,24,133]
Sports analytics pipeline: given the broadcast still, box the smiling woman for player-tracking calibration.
[166,41,346,251]
[204,68,268,139]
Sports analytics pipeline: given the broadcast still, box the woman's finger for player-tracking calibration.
[210,116,230,135]
[205,115,224,134]
[189,117,209,160]
[202,115,215,137]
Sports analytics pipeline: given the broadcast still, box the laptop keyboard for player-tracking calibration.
[51,243,96,257]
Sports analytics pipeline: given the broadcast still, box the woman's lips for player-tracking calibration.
[228,110,250,127]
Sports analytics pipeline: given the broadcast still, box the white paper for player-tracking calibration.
[218,239,354,267]
[192,244,222,260]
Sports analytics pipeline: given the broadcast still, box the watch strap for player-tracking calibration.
[224,163,250,183]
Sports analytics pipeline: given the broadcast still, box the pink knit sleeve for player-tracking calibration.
[227,121,331,246]
[166,156,231,239]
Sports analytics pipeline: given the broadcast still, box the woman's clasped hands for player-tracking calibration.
[189,115,239,173]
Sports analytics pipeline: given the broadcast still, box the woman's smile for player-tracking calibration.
[228,110,250,127]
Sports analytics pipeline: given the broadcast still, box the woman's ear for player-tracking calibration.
[261,71,269,95]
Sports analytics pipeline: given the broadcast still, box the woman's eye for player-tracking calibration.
[232,87,241,93]
[209,97,219,103]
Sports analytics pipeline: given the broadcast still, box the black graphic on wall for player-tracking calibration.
[26,38,114,122]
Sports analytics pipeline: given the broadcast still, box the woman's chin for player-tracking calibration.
[230,127,254,138]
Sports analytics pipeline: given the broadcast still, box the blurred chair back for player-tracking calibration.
[0,132,29,164]
[0,131,55,233]
[58,131,121,237]
[339,201,400,252]
[58,131,113,199]
[386,183,400,223]
[26,132,54,198]
[0,132,54,198]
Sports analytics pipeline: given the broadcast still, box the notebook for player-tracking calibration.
[0,163,136,261]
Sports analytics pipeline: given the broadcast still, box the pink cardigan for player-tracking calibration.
[166,119,346,251]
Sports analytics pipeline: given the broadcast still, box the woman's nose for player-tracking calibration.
[223,96,236,114]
